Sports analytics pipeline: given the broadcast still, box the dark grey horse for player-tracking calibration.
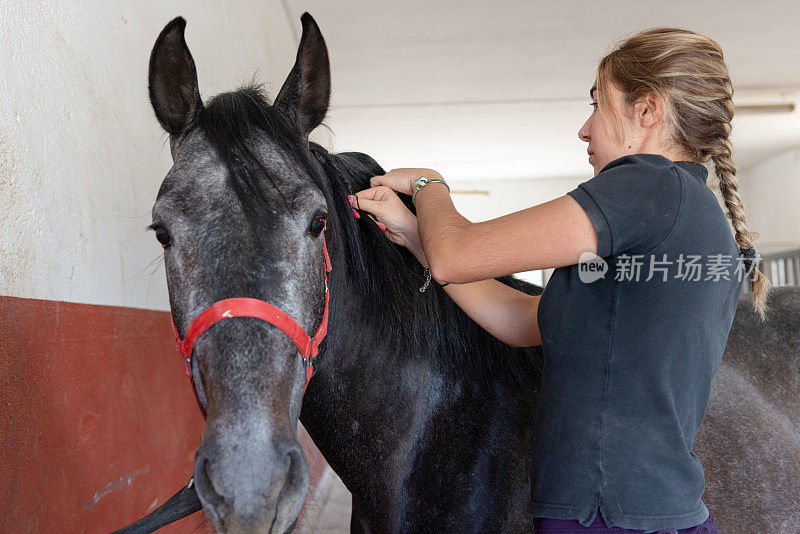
[142,12,800,534]
[694,287,800,532]
[147,14,540,533]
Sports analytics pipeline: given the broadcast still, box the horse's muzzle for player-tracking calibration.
[193,435,309,534]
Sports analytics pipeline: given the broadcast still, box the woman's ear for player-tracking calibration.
[636,92,664,128]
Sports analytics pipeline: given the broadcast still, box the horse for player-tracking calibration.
[146,13,542,533]
[693,286,800,532]
[139,12,800,533]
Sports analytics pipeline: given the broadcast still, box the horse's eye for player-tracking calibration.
[154,226,171,247]
[309,214,326,236]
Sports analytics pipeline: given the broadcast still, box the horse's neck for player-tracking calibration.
[299,263,539,531]
[299,263,450,523]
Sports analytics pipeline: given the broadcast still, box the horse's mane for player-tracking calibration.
[197,84,542,386]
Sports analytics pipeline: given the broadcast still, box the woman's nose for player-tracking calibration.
[578,117,591,142]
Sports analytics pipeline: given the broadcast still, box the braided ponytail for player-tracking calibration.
[597,28,771,320]
[710,92,771,320]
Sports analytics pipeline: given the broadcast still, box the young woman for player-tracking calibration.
[348,27,769,533]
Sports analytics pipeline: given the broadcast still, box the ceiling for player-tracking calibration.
[280,0,800,181]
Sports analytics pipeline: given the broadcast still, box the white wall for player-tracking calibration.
[739,148,800,251]
[3,1,796,311]
[449,174,586,286]
[0,1,297,310]
[450,175,583,222]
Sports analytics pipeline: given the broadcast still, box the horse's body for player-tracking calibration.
[144,13,800,534]
[694,287,800,533]
[298,148,543,532]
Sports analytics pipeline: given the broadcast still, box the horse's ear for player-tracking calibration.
[274,13,330,137]
[148,17,203,136]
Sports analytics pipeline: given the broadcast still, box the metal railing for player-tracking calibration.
[742,243,800,293]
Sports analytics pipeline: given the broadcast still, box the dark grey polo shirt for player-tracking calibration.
[530,154,744,531]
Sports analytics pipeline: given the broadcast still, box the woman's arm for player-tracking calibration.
[364,168,598,285]
[351,187,541,347]
[413,178,598,284]
[402,216,541,348]
[441,279,542,348]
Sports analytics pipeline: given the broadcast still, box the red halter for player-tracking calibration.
[171,227,332,418]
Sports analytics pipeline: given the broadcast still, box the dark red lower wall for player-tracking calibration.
[0,295,208,533]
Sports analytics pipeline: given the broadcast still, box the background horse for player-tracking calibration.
[694,287,800,532]
[146,13,800,533]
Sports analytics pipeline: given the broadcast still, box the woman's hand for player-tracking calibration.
[348,186,429,267]
[369,168,444,197]
[351,182,543,348]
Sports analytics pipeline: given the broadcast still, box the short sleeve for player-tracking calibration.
[566,154,682,258]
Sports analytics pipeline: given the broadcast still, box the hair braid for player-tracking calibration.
[710,89,770,320]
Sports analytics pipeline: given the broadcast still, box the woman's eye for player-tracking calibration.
[309,214,327,236]
[590,102,598,110]
[154,226,171,247]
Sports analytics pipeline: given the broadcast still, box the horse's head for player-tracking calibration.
[147,14,332,533]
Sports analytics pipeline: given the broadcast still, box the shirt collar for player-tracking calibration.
[674,160,708,184]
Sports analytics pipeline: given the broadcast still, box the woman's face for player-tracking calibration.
[578,80,637,176]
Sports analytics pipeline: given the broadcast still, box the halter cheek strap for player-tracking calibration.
[171,229,332,418]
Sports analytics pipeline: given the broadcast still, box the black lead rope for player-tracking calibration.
[109,479,201,534]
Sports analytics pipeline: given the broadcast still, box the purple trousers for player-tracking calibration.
[533,509,720,533]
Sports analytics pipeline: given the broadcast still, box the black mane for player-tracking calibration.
[197,85,542,385]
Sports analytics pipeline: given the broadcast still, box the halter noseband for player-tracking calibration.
[171,226,332,418]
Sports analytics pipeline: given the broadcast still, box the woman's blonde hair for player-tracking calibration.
[595,27,770,320]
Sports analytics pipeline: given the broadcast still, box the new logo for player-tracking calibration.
[578,251,608,283]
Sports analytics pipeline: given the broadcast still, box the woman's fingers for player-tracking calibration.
[369,169,415,195]
[351,191,387,227]
[354,185,387,201]
[364,212,386,230]
[356,185,401,207]
[348,185,417,242]
[369,173,393,188]
[369,174,399,191]
[368,168,443,196]
[350,188,389,213]
[347,188,392,231]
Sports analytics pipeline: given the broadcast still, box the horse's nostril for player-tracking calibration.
[203,458,225,501]
[273,446,310,527]
[284,449,304,492]
[194,455,230,527]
